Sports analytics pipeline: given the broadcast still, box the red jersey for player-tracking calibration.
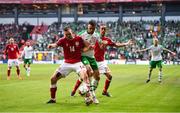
[56,36,84,63]
[94,37,115,61]
[5,44,19,59]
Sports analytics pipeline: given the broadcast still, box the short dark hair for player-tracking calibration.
[88,20,96,27]
[63,26,70,31]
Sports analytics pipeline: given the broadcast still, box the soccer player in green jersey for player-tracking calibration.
[137,38,176,83]
[72,20,104,104]
[21,41,33,76]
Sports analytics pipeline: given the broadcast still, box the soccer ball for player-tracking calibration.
[78,85,88,96]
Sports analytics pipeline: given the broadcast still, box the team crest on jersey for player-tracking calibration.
[75,42,79,46]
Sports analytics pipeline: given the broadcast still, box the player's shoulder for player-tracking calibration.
[78,30,86,36]
[58,37,66,41]
[93,31,100,37]
[14,44,18,47]
[103,36,111,40]
[75,35,83,40]
[158,44,163,47]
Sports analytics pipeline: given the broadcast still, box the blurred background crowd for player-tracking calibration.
[0,20,179,63]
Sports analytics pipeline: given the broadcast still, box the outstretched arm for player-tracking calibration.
[47,43,58,49]
[163,48,176,56]
[136,48,149,53]
[115,39,133,47]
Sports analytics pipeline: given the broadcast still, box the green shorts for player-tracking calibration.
[81,56,98,70]
[24,59,32,65]
[150,60,162,69]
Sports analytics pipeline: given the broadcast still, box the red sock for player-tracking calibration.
[7,70,11,77]
[103,79,111,92]
[50,87,57,99]
[16,69,20,76]
[73,79,82,92]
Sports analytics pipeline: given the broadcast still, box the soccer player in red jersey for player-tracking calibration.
[4,38,22,80]
[46,27,92,106]
[94,25,132,97]
[71,25,132,97]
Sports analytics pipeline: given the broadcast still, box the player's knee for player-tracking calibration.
[108,75,112,81]
[51,76,57,84]
[94,75,100,81]
[8,67,12,70]
[159,68,162,71]
[16,66,20,70]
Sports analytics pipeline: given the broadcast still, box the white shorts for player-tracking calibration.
[56,62,86,77]
[8,59,19,67]
[97,61,110,74]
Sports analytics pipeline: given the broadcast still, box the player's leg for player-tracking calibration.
[91,69,100,104]
[71,77,83,96]
[47,71,62,103]
[7,66,12,80]
[89,58,100,104]
[102,72,112,97]
[81,56,94,77]
[23,59,27,71]
[146,67,153,83]
[146,61,155,83]
[15,59,22,80]
[77,63,92,105]
[16,66,22,80]
[157,60,163,83]
[98,61,112,97]
[26,59,31,76]
[47,63,71,104]
[7,59,12,80]
[71,56,93,96]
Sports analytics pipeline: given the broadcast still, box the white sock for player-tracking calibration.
[27,67,31,73]
[158,71,162,81]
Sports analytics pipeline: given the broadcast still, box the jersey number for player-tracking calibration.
[69,46,75,52]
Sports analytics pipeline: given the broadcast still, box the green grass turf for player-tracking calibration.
[0,64,180,112]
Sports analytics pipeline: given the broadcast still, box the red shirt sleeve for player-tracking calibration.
[56,38,64,47]
[107,38,116,46]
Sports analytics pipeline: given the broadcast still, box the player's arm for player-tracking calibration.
[16,45,20,58]
[82,40,94,52]
[3,45,8,59]
[162,48,176,56]
[136,48,149,53]
[21,49,25,58]
[47,43,58,49]
[115,39,133,47]
[4,45,8,55]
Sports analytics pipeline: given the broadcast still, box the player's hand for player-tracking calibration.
[127,39,133,45]
[89,45,94,50]
[171,52,176,56]
[102,40,108,45]
[135,50,140,53]
[47,44,52,49]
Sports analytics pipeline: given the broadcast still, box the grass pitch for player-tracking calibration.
[0,64,180,112]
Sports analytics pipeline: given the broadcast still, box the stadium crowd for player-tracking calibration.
[0,20,179,62]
